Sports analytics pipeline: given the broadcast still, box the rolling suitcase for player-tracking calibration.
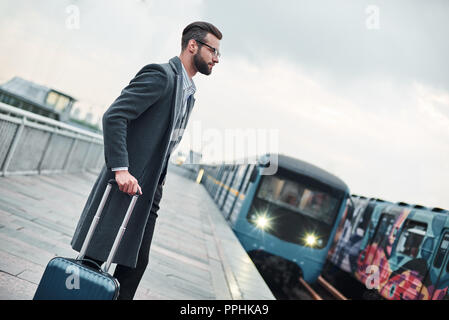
[33,179,140,300]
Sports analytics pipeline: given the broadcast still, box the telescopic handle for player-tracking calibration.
[77,179,140,273]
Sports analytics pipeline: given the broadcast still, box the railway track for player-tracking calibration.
[298,276,349,300]
[248,257,348,300]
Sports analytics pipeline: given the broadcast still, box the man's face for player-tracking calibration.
[193,33,220,76]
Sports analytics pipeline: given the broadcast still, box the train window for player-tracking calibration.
[396,220,427,258]
[257,175,284,201]
[243,167,253,194]
[257,175,302,206]
[372,214,395,244]
[298,189,338,225]
[351,200,369,236]
[249,173,342,248]
[234,166,247,188]
[433,233,449,269]
[257,175,340,224]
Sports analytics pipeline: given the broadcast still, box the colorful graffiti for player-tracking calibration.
[329,197,376,274]
[381,270,426,300]
[380,270,448,300]
[329,195,449,300]
[386,209,410,256]
[356,238,449,299]
[356,243,391,288]
[353,206,449,299]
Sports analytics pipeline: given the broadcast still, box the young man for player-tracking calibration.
[71,21,222,300]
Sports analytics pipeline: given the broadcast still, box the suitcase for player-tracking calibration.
[33,179,140,300]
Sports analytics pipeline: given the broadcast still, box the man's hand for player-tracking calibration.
[114,170,142,195]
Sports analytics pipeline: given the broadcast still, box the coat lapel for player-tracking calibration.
[169,57,184,122]
[167,56,196,133]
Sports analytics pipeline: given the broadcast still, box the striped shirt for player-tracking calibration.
[167,62,196,154]
[112,62,196,172]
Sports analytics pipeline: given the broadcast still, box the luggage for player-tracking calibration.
[33,179,140,300]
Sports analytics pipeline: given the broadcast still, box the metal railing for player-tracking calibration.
[0,102,104,176]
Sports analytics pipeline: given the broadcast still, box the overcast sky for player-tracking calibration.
[1,0,448,209]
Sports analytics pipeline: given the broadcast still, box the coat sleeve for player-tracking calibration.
[102,64,169,169]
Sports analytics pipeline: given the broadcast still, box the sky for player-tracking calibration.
[0,0,448,209]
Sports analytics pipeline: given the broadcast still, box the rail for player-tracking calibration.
[299,277,323,300]
[0,102,104,176]
[299,276,348,300]
[317,275,348,300]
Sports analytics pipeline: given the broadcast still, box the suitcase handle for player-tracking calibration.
[77,179,141,273]
[78,258,103,271]
[107,179,142,196]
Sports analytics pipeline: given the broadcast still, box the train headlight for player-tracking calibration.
[251,211,272,231]
[304,233,318,247]
[255,216,269,230]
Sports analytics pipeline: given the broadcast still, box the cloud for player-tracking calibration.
[0,0,205,118]
[203,0,449,90]
[1,0,448,209]
[180,56,449,208]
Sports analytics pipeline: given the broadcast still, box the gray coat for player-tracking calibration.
[71,56,195,268]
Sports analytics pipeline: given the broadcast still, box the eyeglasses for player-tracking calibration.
[196,40,221,58]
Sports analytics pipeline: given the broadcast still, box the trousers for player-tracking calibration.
[84,183,163,300]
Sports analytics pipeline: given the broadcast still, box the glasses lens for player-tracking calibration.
[197,40,220,58]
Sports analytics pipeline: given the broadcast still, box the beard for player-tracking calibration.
[193,52,211,75]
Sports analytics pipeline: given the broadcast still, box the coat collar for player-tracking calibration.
[169,56,196,98]
[169,56,183,75]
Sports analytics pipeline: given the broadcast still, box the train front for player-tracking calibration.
[232,155,349,285]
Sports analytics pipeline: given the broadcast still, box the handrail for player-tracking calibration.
[0,102,104,176]
[0,102,103,141]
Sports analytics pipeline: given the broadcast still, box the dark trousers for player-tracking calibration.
[85,183,163,300]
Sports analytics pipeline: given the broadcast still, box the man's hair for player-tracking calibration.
[181,21,222,51]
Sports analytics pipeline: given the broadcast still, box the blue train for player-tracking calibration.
[198,154,350,295]
[327,196,449,300]
[186,152,449,299]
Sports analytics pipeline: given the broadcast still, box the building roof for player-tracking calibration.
[0,76,76,108]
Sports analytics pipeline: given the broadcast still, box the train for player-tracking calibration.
[181,152,449,299]
[196,153,350,297]
[327,195,449,300]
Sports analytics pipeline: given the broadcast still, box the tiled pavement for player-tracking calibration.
[0,168,275,300]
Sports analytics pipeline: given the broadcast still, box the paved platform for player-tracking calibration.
[0,168,275,300]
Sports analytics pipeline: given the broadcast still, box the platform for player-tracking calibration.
[0,168,275,300]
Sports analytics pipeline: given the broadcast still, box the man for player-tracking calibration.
[71,21,222,300]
